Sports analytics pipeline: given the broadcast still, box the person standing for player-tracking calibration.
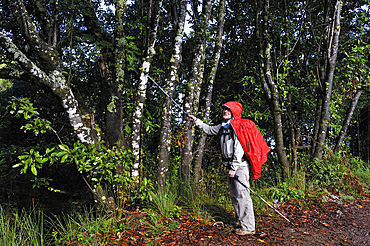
[189,101,269,235]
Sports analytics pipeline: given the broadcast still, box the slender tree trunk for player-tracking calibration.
[287,93,298,172]
[259,0,290,178]
[313,0,342,159]
[182,0,213,180]
[334,89,363,153]
[254,0,271,101]
[281,1,297,174]
[311,91,324,155]
[158,0,188,188]
[131,0,163,179]
[193,0,225,184]
[357,118,361,158]
[311,0,331,156]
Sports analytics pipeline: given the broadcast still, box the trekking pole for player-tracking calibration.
[145,73,190,118]
[234,175,296,227]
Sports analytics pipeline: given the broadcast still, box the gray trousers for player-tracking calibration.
[227,166,255,231]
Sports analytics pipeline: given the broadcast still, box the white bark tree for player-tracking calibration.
[157,0,188,187]
[182,0,214,179]
[193,0,226,183]
[131,0,163,179]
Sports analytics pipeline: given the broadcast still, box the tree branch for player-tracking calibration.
[10,0,60,71]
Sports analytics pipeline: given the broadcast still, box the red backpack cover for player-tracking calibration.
[224,101,271,179]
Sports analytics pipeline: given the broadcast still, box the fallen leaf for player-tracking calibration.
[322,222,330,227]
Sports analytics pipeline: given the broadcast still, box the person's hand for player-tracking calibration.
[188,115,197,122]
[228,169,236,178]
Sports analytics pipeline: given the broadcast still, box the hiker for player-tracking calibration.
[189,101,270,236]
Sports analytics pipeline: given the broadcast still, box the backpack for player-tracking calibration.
[230,118,270,180]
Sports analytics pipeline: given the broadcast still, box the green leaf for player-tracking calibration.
[61,154,68,163]
[36,158,48,164]
[24,157,32,167]
[56,151,67,157]
[59,144,70,152]
[31,165,37,176]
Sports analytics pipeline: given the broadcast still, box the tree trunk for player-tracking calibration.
[158,0,187,188]
[334,89,363,153]
[288,93,298,172]
[182,0,213,180]
[113,0,128,175]
[193,0,225,184]
[357,118,361,158]
[80,0,128,150]
[313,0,342,159]
[311,0,331,156]
[131,0,163,179]
[259,0,290,179]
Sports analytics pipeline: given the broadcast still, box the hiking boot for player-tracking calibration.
[235,228,255,236]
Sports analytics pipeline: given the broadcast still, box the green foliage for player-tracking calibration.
[268,181,305,203]
[0,78,13,92]
[125,36,141,71]
[0,207,45,246]
[171,173,232,225]
[260,154,369,208]
[307,154,347,189]
[49,206,117,245]
[263,171,306,209]
[347,157,370,194]
[13,148,50,176]
[7,97,54,136]
[149,186,180,218]
[13,139,154,203]
[58,141,132,186]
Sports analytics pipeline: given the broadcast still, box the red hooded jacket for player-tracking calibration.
[223,101,270,179]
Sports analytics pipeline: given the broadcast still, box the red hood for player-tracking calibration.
[223,101,243,120]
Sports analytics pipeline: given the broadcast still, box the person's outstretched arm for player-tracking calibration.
[188,115,221,135]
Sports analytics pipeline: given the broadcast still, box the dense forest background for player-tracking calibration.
[0,0,370,238]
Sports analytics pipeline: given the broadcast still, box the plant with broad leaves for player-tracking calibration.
[13,148,52,176]
[7,97,54,136]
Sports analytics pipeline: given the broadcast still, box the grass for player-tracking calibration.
[48,206,120,245]
[149,186,180,218]
[0,206,45,246]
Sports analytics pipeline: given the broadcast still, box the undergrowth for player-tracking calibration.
[0,206,45,246]
[0,154,368,244]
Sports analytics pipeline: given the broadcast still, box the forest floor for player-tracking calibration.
[77,193,370,246]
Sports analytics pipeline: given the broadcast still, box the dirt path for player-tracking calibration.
[112,196,370,246]
[250,197,370,246]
